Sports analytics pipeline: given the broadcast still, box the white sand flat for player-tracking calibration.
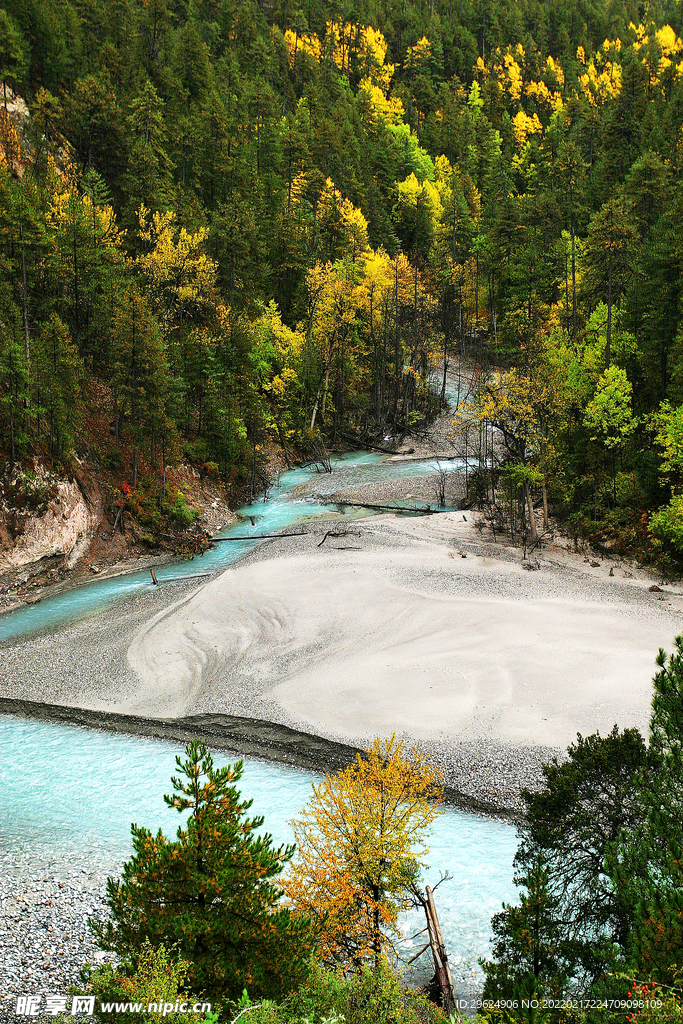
[123,513,681,748]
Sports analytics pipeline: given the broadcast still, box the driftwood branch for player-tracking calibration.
[154,572,213,583]
[317,529,362,548]
[406,941,432,966]
[411,883,457,1015]
[338,431,403,455]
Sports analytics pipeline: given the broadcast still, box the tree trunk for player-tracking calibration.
[310,363,330,431]
[20,222,30,416]
[570,210,577,341]
[606,246,613,369]
[114,381,119,448]
[524,478,538,543]
[321,364,330,422]
[540,432,549,530]
[412,885,456,1015]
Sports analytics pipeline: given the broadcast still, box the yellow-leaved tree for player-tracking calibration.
[283,736,443,971]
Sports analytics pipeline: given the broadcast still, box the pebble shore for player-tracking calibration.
[0,849,119,1021]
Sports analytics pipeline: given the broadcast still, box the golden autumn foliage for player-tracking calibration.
[283,735,443,971]
[512,110,543,149]
[136,204,218,335]
[0,109,19,167]
[283,28,322,66]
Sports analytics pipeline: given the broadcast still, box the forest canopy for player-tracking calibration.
[2,0,683,559]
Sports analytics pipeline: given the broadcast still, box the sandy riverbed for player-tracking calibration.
[124,513,682,744]
[2,507,681,811]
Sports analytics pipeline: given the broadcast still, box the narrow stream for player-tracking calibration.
[0,453,464,643]
[0,449,518,993]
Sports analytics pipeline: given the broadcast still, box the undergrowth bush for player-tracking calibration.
[228,962,448,1024]
[78,942,218,1023]
[116,482,197,533]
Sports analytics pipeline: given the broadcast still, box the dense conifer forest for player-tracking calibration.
[2,0,683,560]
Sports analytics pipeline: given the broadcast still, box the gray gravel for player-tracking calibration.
[0,850,119,1020]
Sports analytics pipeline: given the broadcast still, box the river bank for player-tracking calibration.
[0,853,114,1016]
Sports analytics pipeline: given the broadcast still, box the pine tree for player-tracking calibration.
[613,638,683,985]
[480,854,567,1002]
[93,741,317,1003]
[35,313,82,463]
[517,726,651,985]
[0,10,26,111]
[111,287,166,487]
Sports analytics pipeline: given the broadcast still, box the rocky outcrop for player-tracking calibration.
[0,460,103,576]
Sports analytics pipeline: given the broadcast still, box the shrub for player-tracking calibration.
[102,448,123,471]
[167,489,197,527]
[81,942,218,1023]
[229,963,448,1024]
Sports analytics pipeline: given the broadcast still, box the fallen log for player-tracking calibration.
[338,433,402,455]
[411,883,456,1015]
[330,500,445,515]
[154,572,214,583]
[427,884,456,1009]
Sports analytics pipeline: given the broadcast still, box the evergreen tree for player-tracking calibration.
[0,9,26,110]
[93,741,317,1003]
[516,727,651,986]
[112,287,167,487]
[612,638,683,985]
[481,854,567,1002]
[35,313,82,463]
[0,306,28,463]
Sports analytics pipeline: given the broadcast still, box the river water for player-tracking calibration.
[0,451,518,993]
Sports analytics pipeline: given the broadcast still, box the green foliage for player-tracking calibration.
[35,313,83,461]
[487,727,651,994]
[648,497,683,560]
[101,448,123,471]
[228,962,448,1024]
[167,490,197,527]
[82,941,217,1023]
[609,639,683,987]
[92,741,317,1004]
[654,403,683,481]
[583,367,638,451]
[0,9,27,104]
[116,481,198,534]
[481,855,567,1002]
